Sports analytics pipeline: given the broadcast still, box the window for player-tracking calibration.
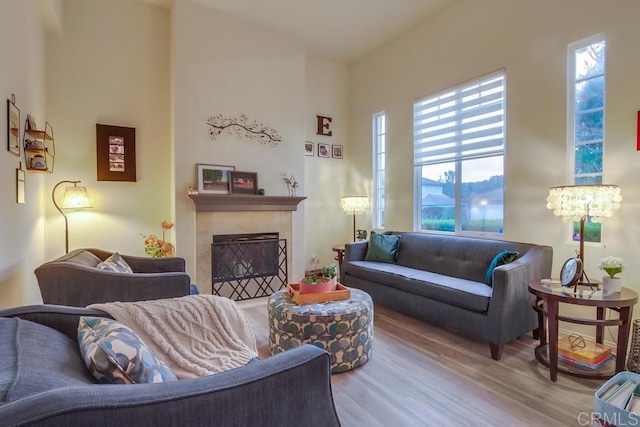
[568,35,605,243]
[373,112,386,229]
[413,71,505,234]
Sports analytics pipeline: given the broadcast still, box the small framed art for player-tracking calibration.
[96,124,136,181]
[305,142,314,156]
[332,145,343,159]
[7,96,20,156]
[318,143,330,158]
[197,164,235,194]
[229,171,258,195]
[16,167,25,204]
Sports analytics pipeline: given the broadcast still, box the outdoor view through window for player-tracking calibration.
[571,37,605,243]
[413,71,505,234]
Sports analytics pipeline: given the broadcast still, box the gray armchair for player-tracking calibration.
[0,304,341,427]
[35,248,194,307]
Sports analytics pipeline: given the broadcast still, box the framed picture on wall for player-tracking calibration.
[197,164,235,194]
[229,171,258,195]
[332,145,343,159]
[305,142,314,156]
[96,124,136,181]
[318,143,330,158]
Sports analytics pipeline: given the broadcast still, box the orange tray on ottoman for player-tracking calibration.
[287,283,350,305]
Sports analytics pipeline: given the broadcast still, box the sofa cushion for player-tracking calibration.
[66,249,102,267]
[364,231,401,264]
[485,250,519,286]
[78,316,177,384]
[345,261,492,312]
[96,252,133,273]
[0,317,96,404]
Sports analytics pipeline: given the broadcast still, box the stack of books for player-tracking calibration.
[600,379,640,414]
[557,336,612,370]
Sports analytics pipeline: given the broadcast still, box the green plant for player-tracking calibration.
[320,264,337,279]
[301,275,329,285]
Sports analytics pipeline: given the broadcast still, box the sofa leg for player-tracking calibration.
[532,328,540,340]
[489,343,503,361]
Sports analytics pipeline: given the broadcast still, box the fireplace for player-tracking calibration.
[211,232,287,301]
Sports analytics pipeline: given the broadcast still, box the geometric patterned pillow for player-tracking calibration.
[96,252,134,274]
[77,317,177,384]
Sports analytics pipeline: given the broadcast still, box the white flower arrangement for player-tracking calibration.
[598,256,625,278]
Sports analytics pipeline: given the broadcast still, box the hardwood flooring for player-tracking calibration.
[240,298,604,427]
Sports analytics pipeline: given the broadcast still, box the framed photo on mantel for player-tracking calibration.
[96,124,136,182]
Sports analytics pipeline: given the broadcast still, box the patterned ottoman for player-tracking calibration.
[268,287,373,374]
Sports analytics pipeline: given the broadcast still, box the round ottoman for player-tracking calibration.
[268,287,373,374]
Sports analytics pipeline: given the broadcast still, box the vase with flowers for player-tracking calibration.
[598,256,624,293]
[142,221,174,258]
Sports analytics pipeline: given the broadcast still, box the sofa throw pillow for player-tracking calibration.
[364,231,401,264]
[96,252,133,274]
[485,250,519,286]
[78,317,177,384]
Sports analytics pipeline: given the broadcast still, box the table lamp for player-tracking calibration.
[52,180,93,253]
[340,196,369,242]
[546,184,621,284]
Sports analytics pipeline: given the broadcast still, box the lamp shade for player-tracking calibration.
[340,196,369,215]
[546,184,621,223]
[61,185,92,209]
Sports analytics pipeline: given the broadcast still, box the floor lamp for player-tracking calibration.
[340,196,369,242]
[52,180,93,253]
[546,184,622,284]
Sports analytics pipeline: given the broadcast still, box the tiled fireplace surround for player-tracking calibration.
[190,195,305,294]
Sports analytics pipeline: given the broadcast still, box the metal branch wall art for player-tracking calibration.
[207,114,281,148]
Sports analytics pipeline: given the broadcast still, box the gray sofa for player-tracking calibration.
[35,248,194,307]
[342,232,552,360]
[0,304,341,427]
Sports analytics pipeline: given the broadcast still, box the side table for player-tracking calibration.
[528,280,638,382]
[332,244,345,272]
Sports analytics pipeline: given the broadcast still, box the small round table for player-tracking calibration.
[528,280,638,382]
[267,287,373,374]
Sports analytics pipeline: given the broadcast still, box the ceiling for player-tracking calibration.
[138,0,457,61]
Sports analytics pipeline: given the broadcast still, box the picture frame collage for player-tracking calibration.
[196,164,259,195]
[305,141,342,159]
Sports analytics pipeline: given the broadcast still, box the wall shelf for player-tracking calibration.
[23,121,55,173]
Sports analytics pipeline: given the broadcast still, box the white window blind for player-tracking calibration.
[414,71,506,166]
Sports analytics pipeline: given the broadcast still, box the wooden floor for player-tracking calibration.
[240,298,604,427]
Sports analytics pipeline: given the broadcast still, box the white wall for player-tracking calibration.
[0,0,47,308]
[172,0,308,282]
[45,0,172,261]
[304,57,351,272]
[350,0,640,322]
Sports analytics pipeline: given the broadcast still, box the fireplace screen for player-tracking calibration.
[211,232,287,300]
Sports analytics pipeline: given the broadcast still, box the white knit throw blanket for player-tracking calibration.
[88,295,258,379]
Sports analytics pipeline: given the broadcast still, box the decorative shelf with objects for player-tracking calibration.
[23,120,54,173]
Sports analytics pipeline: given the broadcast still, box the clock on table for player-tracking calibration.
[560,256,583,289]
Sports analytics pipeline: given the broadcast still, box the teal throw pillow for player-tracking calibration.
[96,252,133,274]
[364,231,401,264]
[78,317,177,384]
[485,250,519,286]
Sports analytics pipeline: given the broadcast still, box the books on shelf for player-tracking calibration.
[557,336,611,365]
[558,353,611,370]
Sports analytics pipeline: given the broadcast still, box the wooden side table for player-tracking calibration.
[332,244,345,272]
[528,280,638,382]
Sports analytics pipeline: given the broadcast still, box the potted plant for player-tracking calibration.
[598,256,624,293]
[299,275,332,294]
[319,264,338,290]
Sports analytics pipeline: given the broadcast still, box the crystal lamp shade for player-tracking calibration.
[340,196,369,215]
[546,184,621,223]
[61,186,93,209]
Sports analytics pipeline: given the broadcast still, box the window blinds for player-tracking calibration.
[414,71,505,166]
